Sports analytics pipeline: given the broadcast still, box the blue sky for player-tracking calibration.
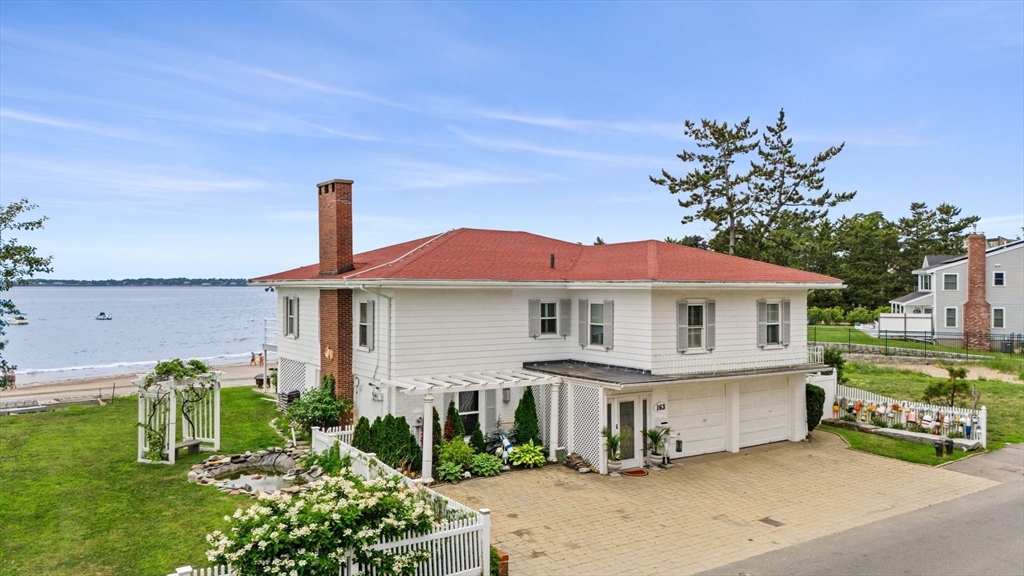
[1,1,1022,280]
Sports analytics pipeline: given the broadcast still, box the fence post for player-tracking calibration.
[168,389,177,465]
[213,380,221,451]
[848,327,851,353]
[480,508,491,576]
[979,406,987,450]
[884,330,888,355]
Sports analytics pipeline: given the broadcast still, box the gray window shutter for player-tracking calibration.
[782,299,791,347]
[604,300,614,350]
[578,299,588,347]
[706,300,716,351]
[757,299,767,348]
[559,298,572,338]
[294,298,299,338]
[676,300,688,352]
[366,300,375,351]
[528,299,541,338]
[484,389,497,433]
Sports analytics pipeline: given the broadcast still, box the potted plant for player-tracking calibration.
[645,426,671,468]
[600,426,623,474]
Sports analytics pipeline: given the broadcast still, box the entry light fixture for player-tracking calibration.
[502,388,511,403]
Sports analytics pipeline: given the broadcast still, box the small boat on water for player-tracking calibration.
[95,312,113,320]
[9,315,28,325]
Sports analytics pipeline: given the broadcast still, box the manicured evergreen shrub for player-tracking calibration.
[444,400,465,440]
[432,407,442,452]
[514,387,541,447]
[351,416,372,453]
[806,383,825,432]
[354,415,422,473]
[469,422,487,454]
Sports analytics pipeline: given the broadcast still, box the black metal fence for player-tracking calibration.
[808,325,1024,361]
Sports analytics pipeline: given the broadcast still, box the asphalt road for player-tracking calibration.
[699,444,1024,576]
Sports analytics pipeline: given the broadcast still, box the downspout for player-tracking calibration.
[360,285,394,415]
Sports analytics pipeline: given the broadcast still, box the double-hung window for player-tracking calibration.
[687,304,704,349]
[590,303,604,346]
[358,301,374,350]
[765,303,781,345]
[943,274,958,291]
[284,296,299,337]
[994,272,1005,286]
[920,275,932,291]
[945,307,957,328]
[458,391,479,434]
[993,308,1005,329]
[757,299,790,347]
[540,303,557,335]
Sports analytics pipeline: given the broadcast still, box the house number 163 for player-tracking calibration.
[654,402,666,411]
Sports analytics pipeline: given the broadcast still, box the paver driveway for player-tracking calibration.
[436,430,997,575]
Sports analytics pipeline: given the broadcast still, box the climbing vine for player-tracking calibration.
[136,358,216,462]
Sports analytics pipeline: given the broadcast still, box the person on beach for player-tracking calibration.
[250,352,256,366]
[258,353,264,366]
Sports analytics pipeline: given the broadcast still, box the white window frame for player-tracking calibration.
[540,302,558,335]
[765,301,782,345]
[945,307,958,328]
[458,390,480,435]
[687,302,705,351]
[920,274,932,291]
[943,273,959,291]
[993,308,1005,329]
[358,302,370,348]
[993,271,1005,286]
[589,302,605,346]
[284,296,299,338]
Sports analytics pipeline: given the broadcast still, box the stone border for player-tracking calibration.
[822,418,982,451]
[187,446,324,498]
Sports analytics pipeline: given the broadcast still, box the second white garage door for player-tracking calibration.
[739,380,790,448]
[667,383,726,457]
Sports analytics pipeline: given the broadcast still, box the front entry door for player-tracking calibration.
[611,395,643,469]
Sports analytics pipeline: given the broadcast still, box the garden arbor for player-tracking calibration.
[133,366,222,465]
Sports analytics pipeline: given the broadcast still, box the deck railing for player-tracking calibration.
[652,345,824,376]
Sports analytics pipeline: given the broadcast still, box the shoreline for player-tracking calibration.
[10,352,275,388]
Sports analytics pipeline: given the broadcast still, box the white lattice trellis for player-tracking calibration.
[533,384,549,447]
[277,358,305,394]
[572,384,603,468]
[135,373,221,465]
[558,383,569,449]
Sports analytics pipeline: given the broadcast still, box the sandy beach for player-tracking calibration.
[0,362,277,407]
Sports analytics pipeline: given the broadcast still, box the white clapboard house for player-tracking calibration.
[251,179,841,479]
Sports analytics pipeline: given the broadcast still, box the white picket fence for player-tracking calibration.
[173,428,490,576]
[835,384,987,448]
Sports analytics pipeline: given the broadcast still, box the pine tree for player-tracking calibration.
[351,416,371,452]
[445,400,465,440]
[432,407,442,453]
[514,387,541,446]
[469,421,487,454]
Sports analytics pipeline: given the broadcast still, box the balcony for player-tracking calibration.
[651,345,824,376]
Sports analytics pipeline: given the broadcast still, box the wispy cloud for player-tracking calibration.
[0,108,154,142]
[373,158,549,190]
[463,108,689,138]
[454,130,662,167]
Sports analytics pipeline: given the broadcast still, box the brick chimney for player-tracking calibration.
[318,179,355,276]
[962,234,990,351]
[316,179,355,419]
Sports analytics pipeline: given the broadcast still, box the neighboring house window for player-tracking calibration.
[284,296,299,337]
[945,307,957,328]
[994,272,1005,286]
[766,303,781,345]
[590,302,604,345]
[459,391,479,433]
[358,301,374,350]
[943,274,958,291]
[920,275,931,291]
[993,308,1005,329]
[687,304,704,349]
[540,302,557,334]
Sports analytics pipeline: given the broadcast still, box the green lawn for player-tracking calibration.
[818,424,975,465]
[0,388,281,575]
[808,325,1023,364]
[844,362,1024,450]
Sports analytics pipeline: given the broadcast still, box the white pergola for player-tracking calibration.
[381,369,562,482]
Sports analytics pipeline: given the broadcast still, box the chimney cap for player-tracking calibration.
[317,178,354,188]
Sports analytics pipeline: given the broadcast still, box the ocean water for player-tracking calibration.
[3,286,277,385]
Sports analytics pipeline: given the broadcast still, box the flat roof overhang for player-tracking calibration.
[523,360,830,390]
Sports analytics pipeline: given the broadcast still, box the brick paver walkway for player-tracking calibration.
[436,430,997,575]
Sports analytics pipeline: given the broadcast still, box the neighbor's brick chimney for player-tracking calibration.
[318,179,355,276]
[317,179,355,419]
[963,234,990,351]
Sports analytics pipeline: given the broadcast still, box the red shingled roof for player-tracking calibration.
[250,228,842,284]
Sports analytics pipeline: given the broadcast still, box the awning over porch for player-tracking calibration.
[381,368,561,395]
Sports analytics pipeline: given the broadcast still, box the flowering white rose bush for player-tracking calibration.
[206,467,435,576]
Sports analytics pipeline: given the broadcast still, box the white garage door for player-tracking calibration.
[739,380,790,448]
[667,383,726,457]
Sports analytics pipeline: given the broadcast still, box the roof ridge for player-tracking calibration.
[647,241,659,280]
[345,229,458,279]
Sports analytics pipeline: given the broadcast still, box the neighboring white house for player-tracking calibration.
[881,237,1024,349]
[251,179,842,479]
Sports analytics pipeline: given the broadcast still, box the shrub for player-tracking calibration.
[870,417,888,428]
[287,375,351,434]
[469,422,487,454]
[443,400,465,441]
[436,461,464,484]
[509,440,545,468]
[470,453,503,477]
[438,439,474,471]
[890,422,905,430]
[908,423,927,433]
[805,384,825,432]
[206,467,434,575]
[514,387,541,447]
[490,547,502,576]
[840,414,856,422]
[485,424,516,455]
[300,440,345,476]
[358,415,422,473]
[351,416,372,453]
[845,306,876,325]
[948,431,966,439]
[922,367,971,407]
[823,348,847,384]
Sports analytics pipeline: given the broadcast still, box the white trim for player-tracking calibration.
[765,300,782,345]
[944,306,958,328]
[684,300,706,351]
[357,301,370,350]
[588,302,605,347]
[540,301,558,335]
[993,308,1005,329]
[942,273,959,291]
[993,271,1005,287]
[382,368,561,396]
[919,274,932,291]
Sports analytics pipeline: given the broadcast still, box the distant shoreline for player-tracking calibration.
[22,278,251,287]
